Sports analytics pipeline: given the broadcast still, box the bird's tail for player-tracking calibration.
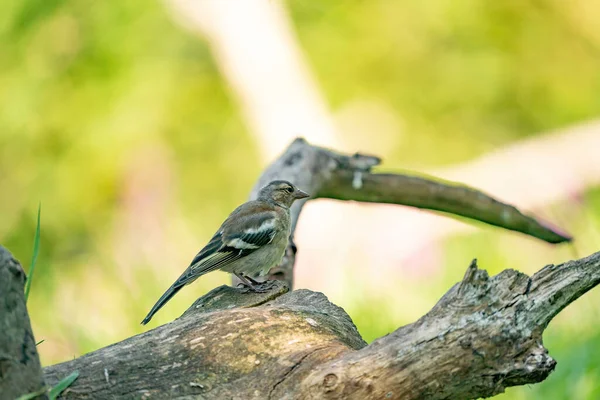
[141,284,183,325]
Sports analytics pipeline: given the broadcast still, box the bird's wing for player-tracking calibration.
[174,207,277,286]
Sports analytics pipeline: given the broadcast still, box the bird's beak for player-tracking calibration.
[293,188,310,199]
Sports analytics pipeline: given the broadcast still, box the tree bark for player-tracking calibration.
[0,245,46,399]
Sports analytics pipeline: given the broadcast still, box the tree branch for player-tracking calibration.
[240,138,570,288]
[528,251,600,328]
[41,250,600,399]
[319,171,571,244]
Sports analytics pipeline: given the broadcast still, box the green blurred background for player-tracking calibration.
[2,1,600,398]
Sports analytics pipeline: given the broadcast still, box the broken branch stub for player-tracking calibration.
[0,246,46,398]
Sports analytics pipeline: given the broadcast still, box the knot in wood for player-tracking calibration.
[323,373,338,391]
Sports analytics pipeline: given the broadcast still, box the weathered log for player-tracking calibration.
[42,251,600,399]
[0,245,46,399]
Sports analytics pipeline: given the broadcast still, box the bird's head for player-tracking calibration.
[258,180,310,208]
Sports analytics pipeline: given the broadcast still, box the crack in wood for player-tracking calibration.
[268,347,326,400]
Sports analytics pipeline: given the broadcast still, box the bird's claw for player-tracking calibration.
[248,284,271,293]
[239,280,275,293]
[244,275,263,285]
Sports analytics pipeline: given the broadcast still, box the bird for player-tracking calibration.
[141,180,309,325]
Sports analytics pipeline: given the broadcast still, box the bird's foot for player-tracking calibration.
[239,280,276,293]
[234,272,275,293]
[244,275,263,285]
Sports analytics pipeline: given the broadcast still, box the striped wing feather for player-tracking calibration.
[176,209,277,286]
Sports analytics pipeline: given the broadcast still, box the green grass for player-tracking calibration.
[24,203,41,303]
[16,371,79,400]
[48,371,80,400]
[16,388,47,400]
[17,205,79,400]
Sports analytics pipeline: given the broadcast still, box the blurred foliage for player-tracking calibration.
[290,0,600,166]
[2,0,600,398]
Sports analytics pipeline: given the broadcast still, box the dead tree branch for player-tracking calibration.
[41,251,600,399]
[244,138,570,287]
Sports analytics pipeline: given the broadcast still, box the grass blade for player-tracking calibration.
[24,203,41,302]
[16,388,47,400]
[48,371,79,400]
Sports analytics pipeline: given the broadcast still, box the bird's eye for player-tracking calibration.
[285,186,294,193]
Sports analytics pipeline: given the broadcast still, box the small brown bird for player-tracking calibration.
[141,180,309,325]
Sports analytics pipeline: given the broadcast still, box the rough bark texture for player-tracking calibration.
[0,245,46,399]
[237,138,571,288]
[43,251,600,399]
